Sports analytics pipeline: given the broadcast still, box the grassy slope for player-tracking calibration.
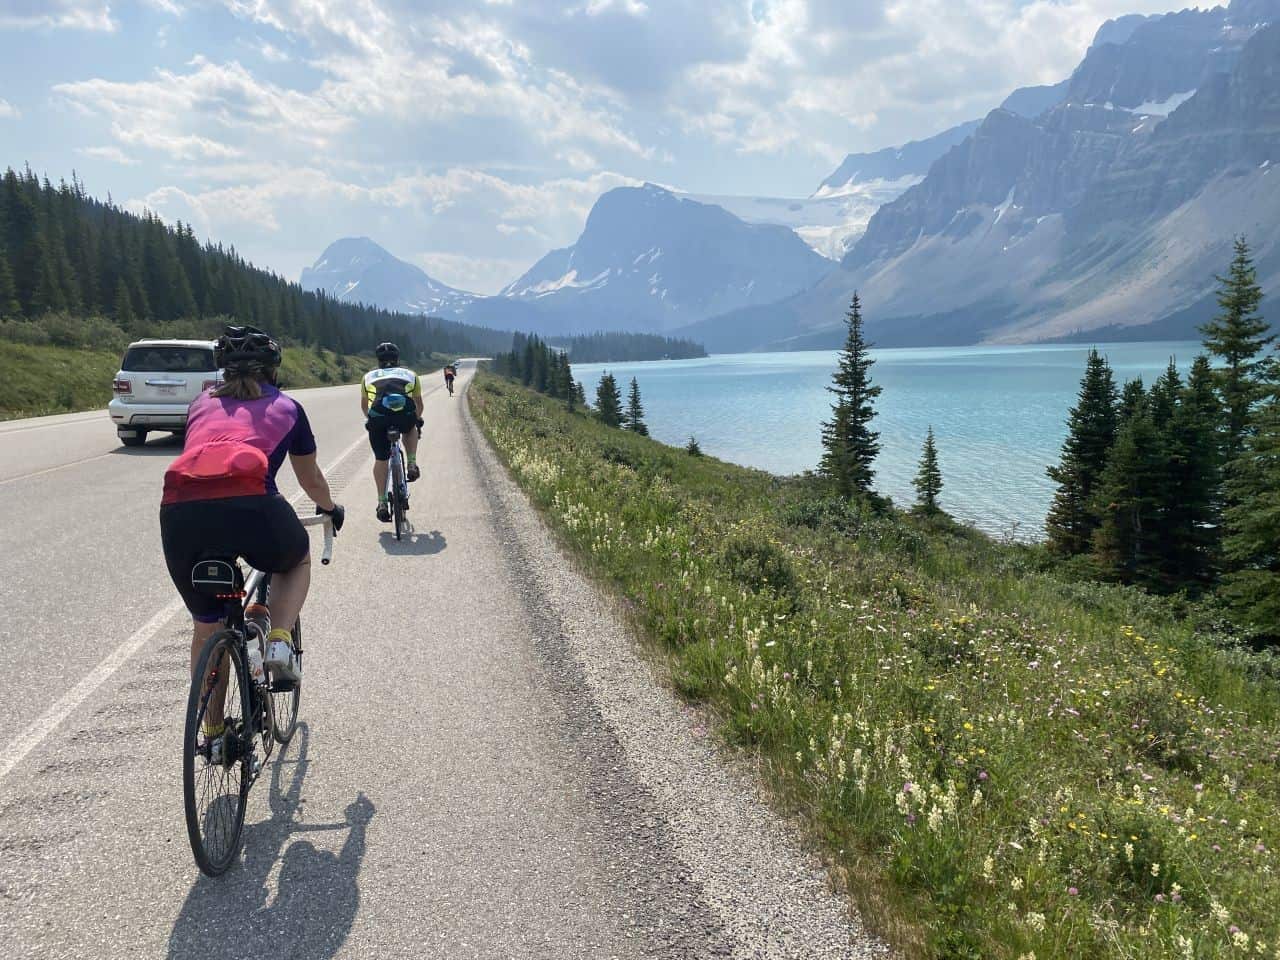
[471,373,1280,960]
[0,343,446,420]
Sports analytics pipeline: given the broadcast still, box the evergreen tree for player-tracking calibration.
[574,381,586,407]
[1045,349,1119,555]
[1117,377,1147,425]
[1222,389,1280,633]
[624,377,648,435]
[912,426,944,515]
[0,166,509,360]
[1201,236,1273,461]
[0,250,18,317]
[113,277,135,328]
[1159,356,1224,590]
[820,293,882,497]
[685,436,703,456]
[1091,402,1166,588]
[595,372,623,428]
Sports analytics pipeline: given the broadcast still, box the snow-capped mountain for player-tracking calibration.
[495,184,833,334]
[685,183,919,261]
[300,237,472,315]
[682,1,1280,351]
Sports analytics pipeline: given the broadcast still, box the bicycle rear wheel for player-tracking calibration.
[270,618,302,744]
[183,630,252,876]
[392,454,406,541]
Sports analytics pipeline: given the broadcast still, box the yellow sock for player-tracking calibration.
[267,627,292,646]
[203,720,225,738]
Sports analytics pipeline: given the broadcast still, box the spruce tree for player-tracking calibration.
[113,277,135,329]
[1160,356,1223,590]
[1046,349,1119,555]
[912,426,944,515]
[820,293,881,497]
[1091,402,1166,588]
[0,250,19,317]
[624,377,648,435]
[1201,236,1273,461]
[595,372,623,428]
[1222,389,1280,633]
[1117,377,1147,426]
[685,436,703,456]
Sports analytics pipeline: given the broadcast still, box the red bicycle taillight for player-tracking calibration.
[112,378,132,394]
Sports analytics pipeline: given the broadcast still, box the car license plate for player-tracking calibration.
[155,385,178,397]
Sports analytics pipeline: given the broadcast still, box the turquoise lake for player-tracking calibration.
[573,342,1203,539]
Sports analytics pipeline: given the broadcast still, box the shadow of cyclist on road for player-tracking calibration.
[167,723,375,960]
[378,528,446,556]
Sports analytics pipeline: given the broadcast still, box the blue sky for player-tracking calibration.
[0,0,1187,293]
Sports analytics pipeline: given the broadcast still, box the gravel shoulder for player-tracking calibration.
[463,384,891,960]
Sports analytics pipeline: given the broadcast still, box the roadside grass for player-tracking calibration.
[0,342,438,420]
[471,373,1280,960]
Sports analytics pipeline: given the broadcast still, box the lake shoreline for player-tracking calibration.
[573,340,1203,538]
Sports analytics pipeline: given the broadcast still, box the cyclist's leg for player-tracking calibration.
[402,415,420,461]
[161,501,233,727]
[240,497,310,669]
[367,418,391,496]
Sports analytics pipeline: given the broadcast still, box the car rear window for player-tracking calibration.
[121,346,216,373]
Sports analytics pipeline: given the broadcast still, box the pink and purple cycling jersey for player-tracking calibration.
[162,385,317,505]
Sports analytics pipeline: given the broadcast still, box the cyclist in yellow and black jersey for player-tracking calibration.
[361,342,423,522]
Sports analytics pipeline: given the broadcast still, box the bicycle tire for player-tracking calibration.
[183,630,252,876]
[270,619,302,744]
[392,453,406,541]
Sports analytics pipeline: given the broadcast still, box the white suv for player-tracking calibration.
[109,339,220,447]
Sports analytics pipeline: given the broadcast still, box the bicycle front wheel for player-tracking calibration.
[270,619,301,744]
[183,630,252,876]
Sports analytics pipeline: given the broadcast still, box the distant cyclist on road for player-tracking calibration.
[443,362,457,396]
[160,325,344,693]
[361,342,423,522]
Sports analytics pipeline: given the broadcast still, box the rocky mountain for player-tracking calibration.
[300,237,472,315]
[682,186,910,261]
[496,184,833,335]
[688,1,1280,351]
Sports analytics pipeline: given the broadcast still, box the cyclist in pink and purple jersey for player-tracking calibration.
[160,325,344,688]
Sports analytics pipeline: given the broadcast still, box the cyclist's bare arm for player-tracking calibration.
[415,393,425,417]
[360,390,369,415]
[290,452,336,511]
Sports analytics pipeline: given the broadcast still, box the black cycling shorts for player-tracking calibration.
[160,495,309,623]
[366,411,418,461]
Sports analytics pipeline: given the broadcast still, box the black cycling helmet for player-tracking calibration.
[375,342,400,366]
[214,324,281,373]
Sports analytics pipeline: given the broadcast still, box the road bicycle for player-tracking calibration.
[386,427,411,541]
[181,513,335,876]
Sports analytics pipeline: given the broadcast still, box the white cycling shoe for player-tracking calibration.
[265,639,300,684]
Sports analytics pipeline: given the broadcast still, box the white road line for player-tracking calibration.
[0,428,371,785]
[0,451,117,487]
[0,411,103,435]
[0,598,188,782]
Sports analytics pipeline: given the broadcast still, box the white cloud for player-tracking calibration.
[77,144,136,164]
[0,0,114,31]
[0,98,19,119]
[54,55,351,160]
[256,39,289,61]
[415,250,529,293]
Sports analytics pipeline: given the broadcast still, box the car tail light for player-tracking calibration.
[112,378,132,394]
[201,380,219,392]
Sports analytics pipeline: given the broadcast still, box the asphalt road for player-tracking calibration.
[0,363,886,959]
